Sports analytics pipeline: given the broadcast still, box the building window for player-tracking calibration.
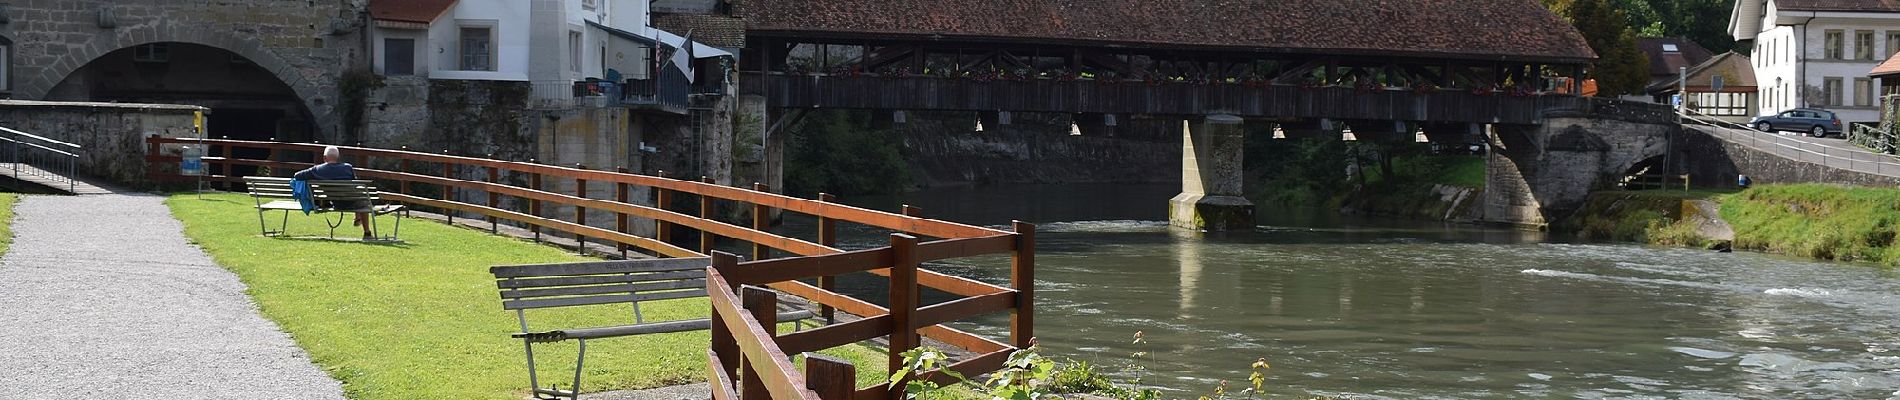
[0,40,10,93]
[1858,30,1877,60]
[459,26,495,71]
[1825,77,1844,107]
[1856,78,1874,107]
[582,0,598,11]
[384,38,415,76]
[1888,32,1900,61]
[1694,92,1750,116]
[569,31,582,74]
[1826,30,1845,60]
[133,43,170,63]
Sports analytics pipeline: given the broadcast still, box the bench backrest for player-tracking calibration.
[242,176,382,202]
[491,257,711,312]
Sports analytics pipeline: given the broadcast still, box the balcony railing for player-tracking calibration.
[576,68,691,114]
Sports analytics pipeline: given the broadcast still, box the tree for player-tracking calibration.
[1550,0,1652,97]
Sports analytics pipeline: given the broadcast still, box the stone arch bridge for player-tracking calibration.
[2,0,359,140]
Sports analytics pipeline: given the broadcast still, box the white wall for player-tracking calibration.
[427,1,532,81]
[1748,1,1900,123]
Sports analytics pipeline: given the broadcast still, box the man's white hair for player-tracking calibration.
[323,146,341,159]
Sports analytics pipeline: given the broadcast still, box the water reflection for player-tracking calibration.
[782,183,1900,398]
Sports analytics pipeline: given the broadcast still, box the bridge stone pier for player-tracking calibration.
[1170,115,1253,231]
[1481,103,1679,227]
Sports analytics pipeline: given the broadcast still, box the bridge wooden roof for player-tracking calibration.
[740,0,1596,63]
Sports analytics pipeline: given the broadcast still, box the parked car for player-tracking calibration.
[1750,108,1843,137]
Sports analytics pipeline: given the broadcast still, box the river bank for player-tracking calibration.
[1557,184,1900,267]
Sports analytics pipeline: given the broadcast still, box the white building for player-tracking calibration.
[367,0,729,111]
[1731,0,1900,125]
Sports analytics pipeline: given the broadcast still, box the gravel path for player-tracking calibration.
[0,194,345,400]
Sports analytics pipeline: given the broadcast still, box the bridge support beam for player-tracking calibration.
[1169,115,1254,231]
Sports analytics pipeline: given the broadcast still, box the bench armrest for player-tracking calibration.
[513,310,814,343]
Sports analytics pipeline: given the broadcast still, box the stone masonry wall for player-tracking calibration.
[2,0,364,139]
[1679,129,1900,188]
[1483,116,1676,227]
[0,100,202,186]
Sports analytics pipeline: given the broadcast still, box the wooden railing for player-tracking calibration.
[142,136,1034,399]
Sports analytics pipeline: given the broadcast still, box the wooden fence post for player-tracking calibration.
[615,166,631,257]
[442,151,455,224]
[487,163,500,233]
[816,193,838,324]
[655,170,673,244]
[740,285,779,400]
[902,205,922,218]
[888,233,921,398]
[529,164,542,242]
[804,353,856,400]
[752,183,771,261]
[219,143,233,189]
[699,176,716,255]
[398,147,411,195]
[575,164,589,255]
[709,252,741,383]
[1011,221,1036,349]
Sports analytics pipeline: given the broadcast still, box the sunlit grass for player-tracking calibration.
[165,192,889,400]
[0,193,17,255]
[1719,184,1900,265]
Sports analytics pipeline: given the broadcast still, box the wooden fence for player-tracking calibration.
[143,137,1034,400]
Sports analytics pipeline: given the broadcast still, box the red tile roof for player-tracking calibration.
[741,0,1596,63]
[1778,0,1900,12]
[1872,52,1900,77]
[370,0,458,24]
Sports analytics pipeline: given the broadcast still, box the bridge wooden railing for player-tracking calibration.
[142,136,1034,399]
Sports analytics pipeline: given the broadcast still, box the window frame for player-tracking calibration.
[0,38,11,93]
[1827,30,1844,60]
[457,21,498,72]
[569,31,582,74]
[383,37,416,77]
[133,43,170,63]
[1825,77,1845,107]
[1857,30,1877,60]
[1855,78,1874,107]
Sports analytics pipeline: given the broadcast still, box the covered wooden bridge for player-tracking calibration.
[732,0,1599,231]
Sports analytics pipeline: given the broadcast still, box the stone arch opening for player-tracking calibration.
[46,42,314,144]
[45,42,319,178]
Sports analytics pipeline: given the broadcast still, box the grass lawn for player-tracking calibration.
[1718,184,1900,265]
[166,193,890,400]
[0,193,17,255]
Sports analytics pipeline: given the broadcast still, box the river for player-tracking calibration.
[775,183,1900,399]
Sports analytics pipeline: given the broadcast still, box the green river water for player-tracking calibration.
[774,183,1900,399]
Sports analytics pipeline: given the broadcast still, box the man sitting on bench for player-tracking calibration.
[294,146,373,239]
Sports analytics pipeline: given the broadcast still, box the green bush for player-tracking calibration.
[784,110,911,196]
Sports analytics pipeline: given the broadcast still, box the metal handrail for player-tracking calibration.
[0,125,81,193]
[0,126,80,149]
[1681,108,1900,178]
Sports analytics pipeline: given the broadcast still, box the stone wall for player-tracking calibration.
[1483,115,1677,227]
[1,0,364,139]
[0,100,203,186]
[1679,129,1900,188]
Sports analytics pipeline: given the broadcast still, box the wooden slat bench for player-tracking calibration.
[243,176,407,241]
[492,257,813,400]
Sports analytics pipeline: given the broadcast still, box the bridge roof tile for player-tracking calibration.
[655,14,748,49]
[741,0,1596,63]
